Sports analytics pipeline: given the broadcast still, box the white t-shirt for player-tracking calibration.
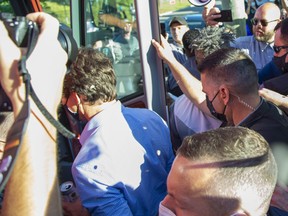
[173,94,222,140]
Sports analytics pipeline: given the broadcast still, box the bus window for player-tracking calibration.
[0,1,14,14]
[83,0,143,100]
[40,1,71,27]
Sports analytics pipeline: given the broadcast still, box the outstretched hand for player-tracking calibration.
[202,4,223,27]
[151,35,175,64]
[259,88,288,108]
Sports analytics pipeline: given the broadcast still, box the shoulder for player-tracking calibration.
[233,35,254,44]
[258,61,281,84]
[247,100,288,142]
[123,106,168,126]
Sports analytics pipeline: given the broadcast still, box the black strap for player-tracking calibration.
[0,20,75,192]
[30,85,76,139]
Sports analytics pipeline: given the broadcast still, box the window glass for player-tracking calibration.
[41,0,71,27]
[158,1,205,44]
[84,0,142,99]
[0,0,14,14]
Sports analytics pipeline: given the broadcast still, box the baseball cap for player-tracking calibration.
[169,16,188,27]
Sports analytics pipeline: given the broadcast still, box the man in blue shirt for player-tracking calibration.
[258,17,288,91]
[231,2,280,72]
[65,47,174,216]
[204,2,281,72]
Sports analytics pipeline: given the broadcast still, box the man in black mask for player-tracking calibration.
[198,47,288,212]
[152,35,288,211]
[258,17,288,96]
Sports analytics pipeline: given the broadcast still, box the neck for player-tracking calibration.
[232,95,261,125]
[84,99,116,120]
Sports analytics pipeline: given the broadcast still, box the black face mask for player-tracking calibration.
[64,105,87,136]
[206,91,227,122]
[273,51,288,73]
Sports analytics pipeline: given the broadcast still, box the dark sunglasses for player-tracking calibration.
[251,18,278,27]
[273,45,288,53]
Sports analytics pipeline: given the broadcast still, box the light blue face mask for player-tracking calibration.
[159,201,249,216]
[158,202,176,216]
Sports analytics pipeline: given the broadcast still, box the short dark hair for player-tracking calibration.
[182,29,200,57]
[178,126,277,215]
[198,47,259,96]
[275,17,288,44]
[66,47,117,104]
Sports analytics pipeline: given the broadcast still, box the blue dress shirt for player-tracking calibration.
[231,36,274,72]
[72,101,174,216]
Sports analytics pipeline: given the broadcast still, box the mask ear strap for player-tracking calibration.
[230,210,247,216]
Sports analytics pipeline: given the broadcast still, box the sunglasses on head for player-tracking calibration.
[251,18,278,27]
[273,45,288,53]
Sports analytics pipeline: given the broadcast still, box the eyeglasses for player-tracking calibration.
[273,45,288,53]
[251,18,278,27]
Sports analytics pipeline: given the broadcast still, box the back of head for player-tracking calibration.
[279,17,288,44]
[198,47,259,96]
[182,29,200,57]
[67,47,117,104]
[190,26,235,63]
[178,127,277,215]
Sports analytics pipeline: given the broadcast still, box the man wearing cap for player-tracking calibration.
[166,16,190,97]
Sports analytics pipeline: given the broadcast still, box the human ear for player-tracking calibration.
[66,92,80,113]
[219,86,230,105]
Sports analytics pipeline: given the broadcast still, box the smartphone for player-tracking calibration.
[214,9,233,22]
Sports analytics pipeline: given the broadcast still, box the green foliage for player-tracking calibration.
[40,1,71,26]
[159,0,191,14]
[0,0,14,14]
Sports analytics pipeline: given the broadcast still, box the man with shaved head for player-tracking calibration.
[159,127,279,216]
[204,2,281,72]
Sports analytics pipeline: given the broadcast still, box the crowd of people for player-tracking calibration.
[0,0,288,215]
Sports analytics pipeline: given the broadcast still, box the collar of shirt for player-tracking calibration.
[79,100,120,144]
[236,97,263,126]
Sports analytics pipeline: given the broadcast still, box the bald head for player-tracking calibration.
[253,2,280,43]
[256,2,281,20]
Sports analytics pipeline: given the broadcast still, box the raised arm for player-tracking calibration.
[201,0,223,27]
[151,36,208,112]
[0,12,67,216]
[259,88,288,114]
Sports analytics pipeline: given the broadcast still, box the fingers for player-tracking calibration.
[259,88,275,96]
[151,37,175,64]
[259,88,285,107]
[205,7,222,26]
[25,12,68,112]
[151,38,164,59]
[26,12,60,39]
[0,12,69,116]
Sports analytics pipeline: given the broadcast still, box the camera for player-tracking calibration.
[0,13,37,47]
[0,13,79,112]
[0,13,78,68]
